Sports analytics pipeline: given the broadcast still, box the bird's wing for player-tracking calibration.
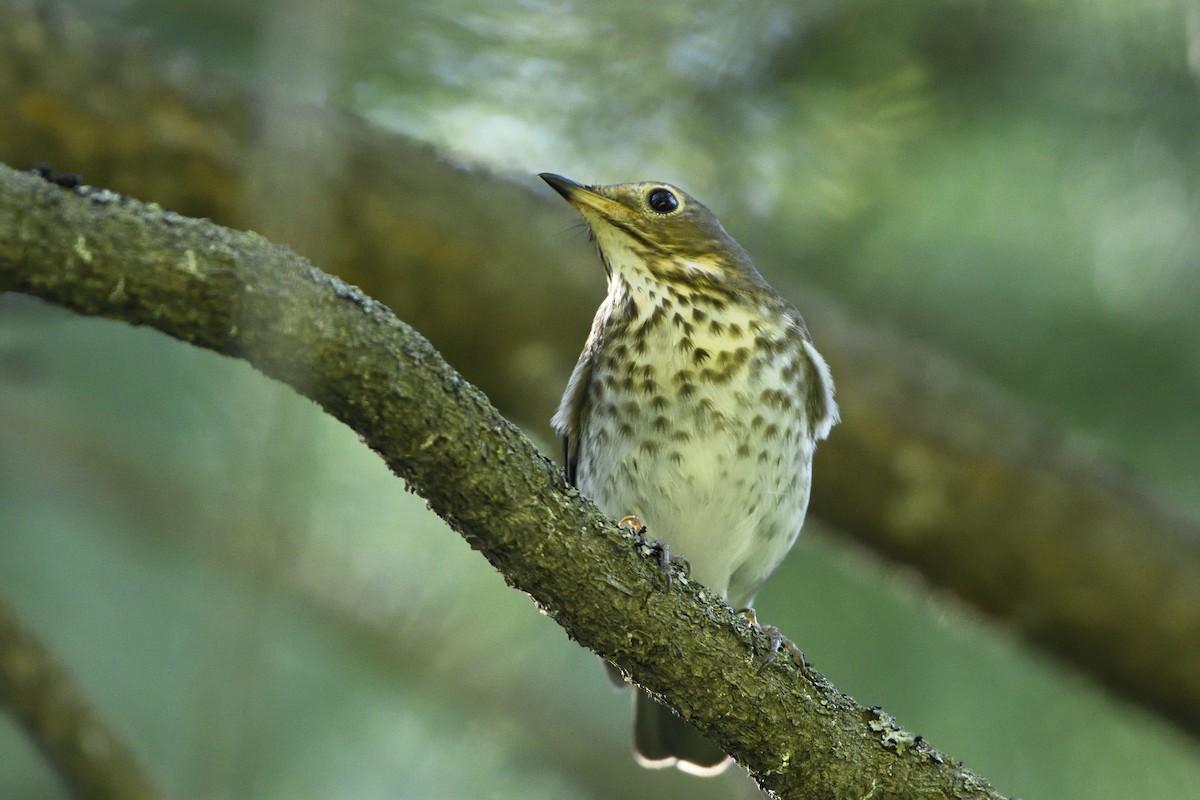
[800,337,839,441]
[551,344,595,486]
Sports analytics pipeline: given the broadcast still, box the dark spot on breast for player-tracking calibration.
[670,311,694,336]
[753,334,773,352]
[652,416,671,434]
[761,388,788,409]
[638,304,667,336]
[712,349,750,379]
[700,367,732,385]
[639,439,661,456]
[650,394,668,411]
[692,307,708,322]
[693,348,710,365]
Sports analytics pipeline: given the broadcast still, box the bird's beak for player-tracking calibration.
[539,173,626,218]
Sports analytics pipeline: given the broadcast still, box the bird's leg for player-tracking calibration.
[737,608,807,674]
[618,515,690,586]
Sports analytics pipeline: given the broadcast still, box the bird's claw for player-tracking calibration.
[617,515,689,586]
[646,539,691,587]
[738,608,807,675]
[617,515,646,535]
[656,544,690,586]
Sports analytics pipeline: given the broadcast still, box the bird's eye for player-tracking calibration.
[647,187,679,214]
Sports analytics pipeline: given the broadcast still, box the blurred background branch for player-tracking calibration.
[0,592,163,800]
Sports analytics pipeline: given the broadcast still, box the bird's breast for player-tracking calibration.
[575,296,817,601]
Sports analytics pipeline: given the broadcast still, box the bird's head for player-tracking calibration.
[539,173,765,295]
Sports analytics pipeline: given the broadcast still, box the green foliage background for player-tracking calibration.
[2,1,1199,797]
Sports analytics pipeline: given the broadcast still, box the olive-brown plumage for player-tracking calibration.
[541,173,837,775]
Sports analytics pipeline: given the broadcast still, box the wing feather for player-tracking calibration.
[552,345,594,486]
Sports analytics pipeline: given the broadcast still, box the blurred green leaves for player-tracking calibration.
[4,0,1200,797]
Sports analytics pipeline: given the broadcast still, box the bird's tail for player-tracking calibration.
[632,689,732,776]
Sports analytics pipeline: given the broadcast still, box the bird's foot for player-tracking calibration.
[738,607,807,674]
[617,515,646,535]
[618,515,690,586]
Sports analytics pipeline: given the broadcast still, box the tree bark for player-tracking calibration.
[0,163,1006,799]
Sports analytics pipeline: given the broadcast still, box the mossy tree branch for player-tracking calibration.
[0,163,1005,798]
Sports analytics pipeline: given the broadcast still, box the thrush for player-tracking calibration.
[540,173,837,775]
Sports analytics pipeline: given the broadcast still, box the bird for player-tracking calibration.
[540,172,837,775]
